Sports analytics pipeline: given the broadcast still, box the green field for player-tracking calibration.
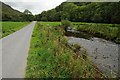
[2,22,30,38]
[25,22,104,78]
[73,22,120,43]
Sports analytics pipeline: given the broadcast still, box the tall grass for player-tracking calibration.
[2,22,30,38]
[25,22,103,78]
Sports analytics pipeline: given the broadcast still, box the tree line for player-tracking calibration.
[2,2,120,24]
[35,2,120,24]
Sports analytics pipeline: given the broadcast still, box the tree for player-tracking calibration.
[23,9,34,21]
[92,14,102,23]
[61,20,72,31]
[24,9,32,15]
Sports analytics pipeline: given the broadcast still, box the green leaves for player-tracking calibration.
[36,2,120,24]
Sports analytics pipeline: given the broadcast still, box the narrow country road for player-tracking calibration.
[1,21,36,78]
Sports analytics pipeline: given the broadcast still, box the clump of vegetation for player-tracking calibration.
[115,27,120,43]
[61,20,71,27]
[73,44,81,50]
[2,22,30,38]
[68,43,88,61]
[26,22,104,78]
[61,20,72,31]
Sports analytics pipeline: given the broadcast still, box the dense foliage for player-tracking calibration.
[2,1,120,24]
[36,2,120,24]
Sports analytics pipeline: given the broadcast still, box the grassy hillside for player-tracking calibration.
[1,1,34,21]
[1,1,23,21]
[2,2,22,15]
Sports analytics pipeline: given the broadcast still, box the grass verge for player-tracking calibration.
[25,22,104,78]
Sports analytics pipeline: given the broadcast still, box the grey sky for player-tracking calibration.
[1,0,67,15]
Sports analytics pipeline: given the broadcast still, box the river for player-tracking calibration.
[66,30,119,77]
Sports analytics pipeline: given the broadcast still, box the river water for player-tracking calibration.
[67,36,119,77]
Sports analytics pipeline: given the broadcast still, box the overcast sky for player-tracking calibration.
[1,0,67,15]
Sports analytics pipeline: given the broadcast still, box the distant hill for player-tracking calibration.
[1,1,34,21]
[1,1,24,21]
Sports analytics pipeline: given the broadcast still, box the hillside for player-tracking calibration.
[1,1,34,21]
[36,2,120,24]
[1,1,23,21]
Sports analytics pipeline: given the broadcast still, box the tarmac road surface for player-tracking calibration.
[1,21,36,78]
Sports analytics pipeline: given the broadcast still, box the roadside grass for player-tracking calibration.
[25,22,104,78]
[73,22,120,43]
[2,22,30,38]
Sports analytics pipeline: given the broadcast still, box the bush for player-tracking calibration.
[61,20,71,27]
[61,20,72,31]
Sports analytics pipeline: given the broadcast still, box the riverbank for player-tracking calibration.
[73,22,120,44]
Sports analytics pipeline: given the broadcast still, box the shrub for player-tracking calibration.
[61,20,71,31]
[61,20,71,27]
